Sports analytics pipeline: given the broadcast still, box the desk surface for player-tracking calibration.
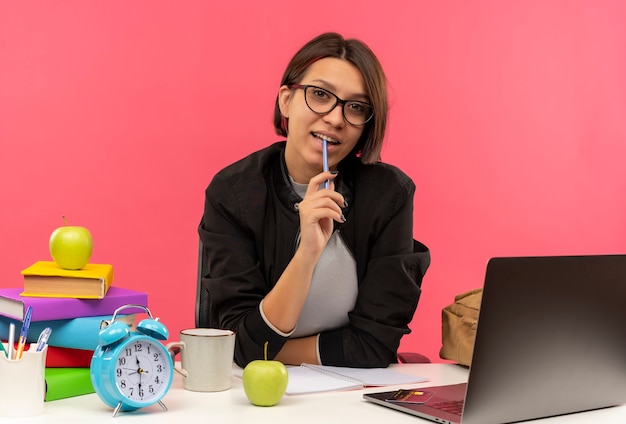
[12,364,626,423]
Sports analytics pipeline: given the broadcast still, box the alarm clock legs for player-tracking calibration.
[113,402,123,418]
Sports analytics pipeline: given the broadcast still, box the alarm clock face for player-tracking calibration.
[113,337,173,406]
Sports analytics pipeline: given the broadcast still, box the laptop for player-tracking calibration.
[364,255,626,424]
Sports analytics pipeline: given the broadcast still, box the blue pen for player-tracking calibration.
[35,327,52,352]
[16,306,33,359]
[322,138,330,189]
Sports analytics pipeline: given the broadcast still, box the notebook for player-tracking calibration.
[364,255,626,424]
[286,364,427,395]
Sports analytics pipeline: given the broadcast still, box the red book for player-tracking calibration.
[43,345,93,368]
[0,286,148,321]
[10,344,93,367]
[6,343,93,368]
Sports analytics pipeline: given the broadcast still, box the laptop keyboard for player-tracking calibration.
[429,400,464,416]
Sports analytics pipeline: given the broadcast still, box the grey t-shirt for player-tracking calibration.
[289,179,358,338]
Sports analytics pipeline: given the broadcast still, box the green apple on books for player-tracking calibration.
[49,216,93,271]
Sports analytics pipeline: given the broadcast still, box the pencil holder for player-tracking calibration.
[0,343,48,418]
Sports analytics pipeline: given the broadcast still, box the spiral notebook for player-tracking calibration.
[286,364,427,395]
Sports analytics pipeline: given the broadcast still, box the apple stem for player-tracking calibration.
[62,215,69,226]
[264,341,269,361]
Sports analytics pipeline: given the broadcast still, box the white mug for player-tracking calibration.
[166,328,235,392]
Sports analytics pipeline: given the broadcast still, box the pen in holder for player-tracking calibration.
[0,343,48,418]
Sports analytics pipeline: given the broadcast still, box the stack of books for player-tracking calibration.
[0,261,148,401]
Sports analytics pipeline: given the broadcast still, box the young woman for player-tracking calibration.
[198,32,430,368]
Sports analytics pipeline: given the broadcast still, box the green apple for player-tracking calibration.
[242,342,288,406]
[49,216,93,270]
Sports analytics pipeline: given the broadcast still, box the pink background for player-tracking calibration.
[1,1,625,363]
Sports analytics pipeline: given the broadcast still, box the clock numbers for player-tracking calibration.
[114,339,172,403]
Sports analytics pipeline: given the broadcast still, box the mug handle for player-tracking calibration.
[165,341,188,377]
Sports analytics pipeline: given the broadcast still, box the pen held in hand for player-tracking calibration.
[322,138,329,189]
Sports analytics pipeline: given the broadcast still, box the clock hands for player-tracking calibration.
[121,356,152,379]
[136,356,143,390]
[133,356,153,395]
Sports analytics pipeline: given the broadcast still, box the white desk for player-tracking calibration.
[12,364,626,423]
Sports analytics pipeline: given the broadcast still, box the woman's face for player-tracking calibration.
[279,57,367,184]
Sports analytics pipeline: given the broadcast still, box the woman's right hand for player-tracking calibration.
[295,171,346,260]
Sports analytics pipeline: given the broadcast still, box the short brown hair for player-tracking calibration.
[273,32,388,164]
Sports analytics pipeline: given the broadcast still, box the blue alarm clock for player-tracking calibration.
[90,304,174,417]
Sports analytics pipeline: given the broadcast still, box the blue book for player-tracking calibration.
[0,314,136,351]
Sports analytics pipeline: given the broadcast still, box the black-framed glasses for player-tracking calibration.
[290,84,374,126]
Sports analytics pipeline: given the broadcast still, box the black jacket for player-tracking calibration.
[198,141,430,367]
